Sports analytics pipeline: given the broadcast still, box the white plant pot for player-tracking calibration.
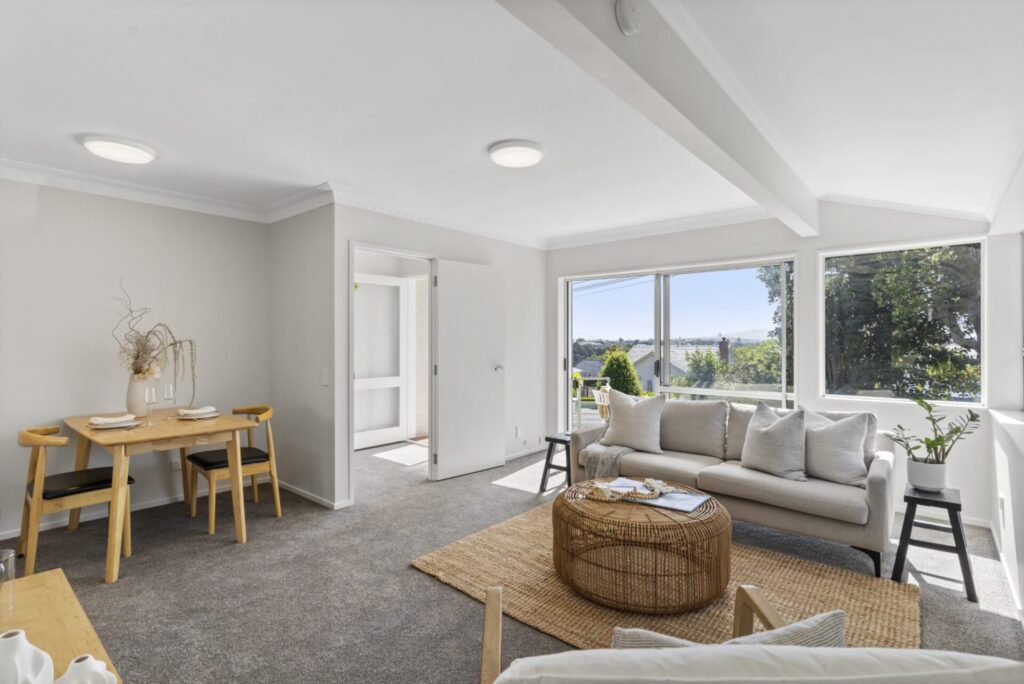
[0,629,54,684]
[907,459,947,493]
[54,655,116,684]
[125,375,148,417]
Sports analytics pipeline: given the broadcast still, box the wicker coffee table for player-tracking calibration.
[552,480,731,614]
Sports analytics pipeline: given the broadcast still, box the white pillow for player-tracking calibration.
[600,389,665,454]
[804,411,870,487]
[740,402,806,481]
[612,610,845,649]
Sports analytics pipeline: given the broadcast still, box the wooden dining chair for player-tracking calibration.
[187,405,281,534]
[17,426,134,576]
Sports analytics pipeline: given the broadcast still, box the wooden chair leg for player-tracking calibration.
[24,501,42,576]
[179,447,191,514]
[270,462,282,519]
[207,474,217,535]
[122,489,132,559]
[17,496,31,556]
[251,474,259,503]
[189,466,199,518]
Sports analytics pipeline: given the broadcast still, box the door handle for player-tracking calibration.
[494,365,505,373]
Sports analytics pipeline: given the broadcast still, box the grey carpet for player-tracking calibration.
[3,447,1021,683]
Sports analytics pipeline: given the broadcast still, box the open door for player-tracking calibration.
[430,259,505,480]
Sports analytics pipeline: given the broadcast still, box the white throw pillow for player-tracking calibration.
[804,411,870,487]
[600,389,665,454]
[740,402,806,481]
[612,611,845,649]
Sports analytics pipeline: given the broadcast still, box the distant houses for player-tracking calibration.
[573,341,727,393]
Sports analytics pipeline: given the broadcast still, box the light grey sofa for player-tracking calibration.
[569,400,894,576]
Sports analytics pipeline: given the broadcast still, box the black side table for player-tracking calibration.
[540,433,572,492]
[891,485,976,602]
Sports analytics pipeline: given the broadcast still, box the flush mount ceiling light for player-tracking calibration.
[81,136,156,164]
[487,140,544,168]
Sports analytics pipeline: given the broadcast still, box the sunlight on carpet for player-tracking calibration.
[373,443,429,466]
[492,458,565,494]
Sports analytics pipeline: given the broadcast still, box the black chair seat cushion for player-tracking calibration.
[28,467,136,501]
[187,446,269,471]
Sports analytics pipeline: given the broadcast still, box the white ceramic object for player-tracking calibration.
[54,655,116,684]
[0,629,54,684]
[907,460,946,493]
[125,375,148,417]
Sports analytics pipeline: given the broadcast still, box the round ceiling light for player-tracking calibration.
[487,140,544,168]
[81,136,156,164]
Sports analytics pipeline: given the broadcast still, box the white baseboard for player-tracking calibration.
[894,502,990,529]
[505,446,547,461]
[277,480,351,510]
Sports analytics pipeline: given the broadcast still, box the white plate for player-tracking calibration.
[89,420,141,430]
[177,412,221,421]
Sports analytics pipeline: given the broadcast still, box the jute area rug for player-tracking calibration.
[412,503,920,650]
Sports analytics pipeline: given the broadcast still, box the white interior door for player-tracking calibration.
[353,273,408,450]
[430,259,505,480]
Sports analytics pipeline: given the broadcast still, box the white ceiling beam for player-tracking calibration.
[991,150,1024,234]
[496,0,819,237]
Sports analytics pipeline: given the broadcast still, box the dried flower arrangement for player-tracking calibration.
[111,286,197,407]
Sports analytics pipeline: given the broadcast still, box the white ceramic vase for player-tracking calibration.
[53,655,116,684]
[0,629,54,684]
[907,459,946,493]
[125,374,148,417]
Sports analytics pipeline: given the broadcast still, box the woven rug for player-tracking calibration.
[412,503,920,649]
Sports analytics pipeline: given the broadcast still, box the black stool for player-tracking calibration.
[891,485,976,602]
[540,433,571,492]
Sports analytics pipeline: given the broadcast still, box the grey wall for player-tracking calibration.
[0,179,271,538]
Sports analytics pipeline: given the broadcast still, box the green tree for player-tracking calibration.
[756,263,794,389]
[684,349,719,387]
[600,349,642,396]
[720,340,782,387]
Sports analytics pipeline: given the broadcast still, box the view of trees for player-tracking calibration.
[599,349,643,396]
[824,243,981,402]
[676,340,783,390]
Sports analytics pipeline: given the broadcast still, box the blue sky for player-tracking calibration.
[571,268,777,340]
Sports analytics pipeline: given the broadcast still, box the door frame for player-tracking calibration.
[348,242,434,501]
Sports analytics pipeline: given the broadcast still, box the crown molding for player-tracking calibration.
[545,205,772,250]
[820,194,990,225]
[263,183,335,223]
[0,157,271,222]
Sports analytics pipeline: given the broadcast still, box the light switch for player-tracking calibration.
[321,367,330,386]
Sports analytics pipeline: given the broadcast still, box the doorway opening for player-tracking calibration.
[352,247,431,475]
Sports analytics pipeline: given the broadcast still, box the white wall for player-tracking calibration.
[547,200,1022,524]
[0,179,270,538]
[268,204,337,508]
[992,410,1024,616]
[333,204,548,505]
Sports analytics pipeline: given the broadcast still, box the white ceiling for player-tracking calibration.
[0,0,753,246]
[4,1,1022,247]
[663,0,1024,220]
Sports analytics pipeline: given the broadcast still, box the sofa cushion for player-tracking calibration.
[698,462,869,525]
[805,411,869,487]
[660,399,728,459]
[740,403,807,481]
[613,610,845,649]
[618,451,723,488]
[495,646,1024,684]
[601,390,665,453]
[726,403,879,463]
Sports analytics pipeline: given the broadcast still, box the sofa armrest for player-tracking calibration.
[569,425,604,483]
[864,450,895,553]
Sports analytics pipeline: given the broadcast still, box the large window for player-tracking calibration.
[566,260,794,430]
[823,242,982,403]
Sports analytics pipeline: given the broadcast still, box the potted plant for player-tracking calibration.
[891,398,980,492]
[112,288,197,416]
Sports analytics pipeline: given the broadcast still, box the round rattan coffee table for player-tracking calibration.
[552,480,731,614]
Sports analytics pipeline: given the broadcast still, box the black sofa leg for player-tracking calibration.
[852,546,881,577]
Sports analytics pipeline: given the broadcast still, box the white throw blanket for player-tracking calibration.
[581,442,634,480]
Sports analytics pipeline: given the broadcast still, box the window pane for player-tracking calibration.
[667,264,790,397]
[824,243,981,402]
[569,275,655,430]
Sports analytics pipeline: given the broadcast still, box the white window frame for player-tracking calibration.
[562,254,797,430]
[817,237,986,408]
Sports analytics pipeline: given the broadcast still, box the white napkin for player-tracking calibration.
[178,405,217,416]
[89,414,136,426]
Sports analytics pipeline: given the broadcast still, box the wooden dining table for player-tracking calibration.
[64,409,258,584]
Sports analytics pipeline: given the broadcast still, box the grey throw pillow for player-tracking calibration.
[740,402,806,481]
[804,411,870,487]
[612,611,845,649]
[600,389,665,454]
